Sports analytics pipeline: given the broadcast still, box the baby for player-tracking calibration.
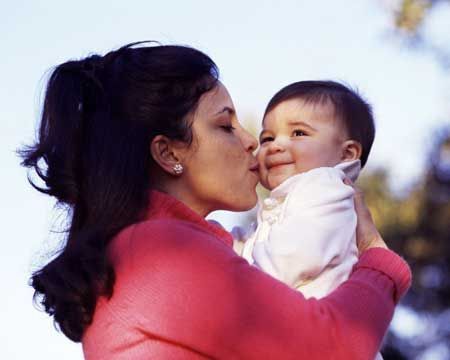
[235,80,383,359]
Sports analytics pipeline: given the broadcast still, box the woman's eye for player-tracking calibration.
[260,137,274,144]
[293,130,306,137]
[221,125,236,133]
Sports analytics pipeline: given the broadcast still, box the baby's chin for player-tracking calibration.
[260,173,289,191]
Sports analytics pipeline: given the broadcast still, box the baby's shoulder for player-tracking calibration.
[284,167,353,208]
[303,166,345,182]
[287,167,346,192]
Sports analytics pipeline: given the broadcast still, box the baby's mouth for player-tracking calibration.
[267,162,294,170]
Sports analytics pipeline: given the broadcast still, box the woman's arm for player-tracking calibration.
[121,220,411,360]
[350,181,389,253]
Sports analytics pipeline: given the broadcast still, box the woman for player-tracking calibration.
[21,42,411,359]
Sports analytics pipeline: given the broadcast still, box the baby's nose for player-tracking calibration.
[267,138,286,153]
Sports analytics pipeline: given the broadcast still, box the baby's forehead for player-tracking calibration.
[262,97,344,129]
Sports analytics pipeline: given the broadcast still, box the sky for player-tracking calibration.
[1,1,449,359]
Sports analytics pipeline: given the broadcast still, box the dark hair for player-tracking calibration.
[19,41,219,342]
[264,80,375,167]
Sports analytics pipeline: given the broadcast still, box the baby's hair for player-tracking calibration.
[264,81,375,167]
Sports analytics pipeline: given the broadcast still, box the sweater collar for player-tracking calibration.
[144,190,233,247]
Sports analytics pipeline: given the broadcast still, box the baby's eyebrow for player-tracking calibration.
[288,121,317,132]
[259,129,271,139]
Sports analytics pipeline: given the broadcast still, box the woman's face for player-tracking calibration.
[181,82,259,215]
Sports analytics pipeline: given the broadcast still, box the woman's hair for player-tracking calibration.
[264,80,375,168]
[19,41,219,342]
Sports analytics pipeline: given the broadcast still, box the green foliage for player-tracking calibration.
[363,130,449,294]
[360,127,450,358]
[394,0,432,35]
[389,0,449,35]
[359,169,422,240]
[386,0,450,68]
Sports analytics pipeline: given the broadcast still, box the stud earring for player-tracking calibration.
[173,163,184,175]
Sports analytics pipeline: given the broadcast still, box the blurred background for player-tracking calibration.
[1,0,449,359]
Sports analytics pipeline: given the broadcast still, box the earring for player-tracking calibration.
[173,163,183,175]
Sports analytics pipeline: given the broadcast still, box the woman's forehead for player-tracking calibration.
[197,82,235,116]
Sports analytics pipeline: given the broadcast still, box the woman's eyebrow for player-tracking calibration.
[215,106,235,116]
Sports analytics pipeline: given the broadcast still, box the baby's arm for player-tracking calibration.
[252,168,357,294]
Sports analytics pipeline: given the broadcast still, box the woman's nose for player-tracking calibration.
[241,129,258,152]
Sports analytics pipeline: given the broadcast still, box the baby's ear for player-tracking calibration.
[341,140,362,162]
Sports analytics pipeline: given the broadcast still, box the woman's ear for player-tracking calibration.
[150,135,185,175]
[341,140,362,162]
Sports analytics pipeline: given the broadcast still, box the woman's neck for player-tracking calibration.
[150,182,211,218]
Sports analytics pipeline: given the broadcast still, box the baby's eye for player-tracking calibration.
[260,136,274,144]
[293,130,307,137]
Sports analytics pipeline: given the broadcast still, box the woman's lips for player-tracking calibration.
[249,163,260,181]
[249,163,259,171]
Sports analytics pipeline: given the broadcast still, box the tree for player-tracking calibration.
[377,2,450,357]
[358,126,450,358]
[385,0,450,68]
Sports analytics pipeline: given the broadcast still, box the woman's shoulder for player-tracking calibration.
[134,217,209,237]
[107,218,244,316]
[134,218,230,247]
[110,218,234,269]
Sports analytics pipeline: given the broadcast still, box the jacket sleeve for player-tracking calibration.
[123,220,411,360]
[252,168,358,293]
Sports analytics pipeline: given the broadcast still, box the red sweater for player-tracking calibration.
[82,190,411,359]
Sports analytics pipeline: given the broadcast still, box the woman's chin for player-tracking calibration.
[229,192,258,212]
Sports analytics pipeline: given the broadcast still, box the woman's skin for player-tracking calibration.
[350,181,389,254]
[151,81,387,253]
[150,82,259,216]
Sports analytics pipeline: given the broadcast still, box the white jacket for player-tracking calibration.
[241,160,361,299]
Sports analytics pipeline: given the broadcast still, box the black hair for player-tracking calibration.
[264,80,375,167]
[19,41,219,342]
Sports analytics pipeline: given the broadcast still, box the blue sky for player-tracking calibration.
[1,1,449,359]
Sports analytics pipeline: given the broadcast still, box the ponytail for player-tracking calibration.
[22,54,130,341]
[20,42,219,341]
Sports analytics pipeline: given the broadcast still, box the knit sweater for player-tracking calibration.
[82,190,411,360]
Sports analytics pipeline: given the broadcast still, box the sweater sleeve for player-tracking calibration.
[119,220,411,360]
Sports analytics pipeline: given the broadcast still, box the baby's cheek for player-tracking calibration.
[256,148,264,163]
[258,169,270,190]
[257,168,264,181]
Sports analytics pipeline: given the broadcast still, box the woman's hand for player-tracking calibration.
[344,179,388,254]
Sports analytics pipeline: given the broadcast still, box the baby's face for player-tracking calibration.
[257,98,348,190]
